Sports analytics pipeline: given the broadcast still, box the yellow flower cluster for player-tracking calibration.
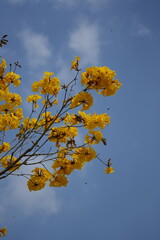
[85,130,103,145]
[81,66,122,96]
[70,92,93,110]
[27,145,97,190]
[3,72,21,87]
[48,126,78,147]
[0,142,10,153]
[70,56,80,71]
[0,155,20,171]
[104,166,115,174]
[72,147,96,163]
[0,58,7,77]
[49,171,68,187]
[0,227,7,237]
[0,108,23,131]
[27,168,51,191]
[19,117,39,134]
[32,72,60,96]
[64,111,110,130]
[39,112,60,128]
[49,146,96,187]
[26,94,42,108]
[0,55,121,192]
[0,59,23,131]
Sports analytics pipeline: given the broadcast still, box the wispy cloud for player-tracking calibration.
[19,29,52,68]
[69,21,100,65]
[136,24,151,37]
[0,176,61,217]
[131,17,152,37]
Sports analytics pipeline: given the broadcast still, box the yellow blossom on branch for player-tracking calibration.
[70,92,93,110]
[0,227,7,237]
[104,167,115,174]
[0,155,20,171]
[0,58,7,77]
[32,72,60,96]
[27,168,51,191]
[0,142,10,153]
[0,53,122,194]
[70,56,80,71]
[26,94,42,108]
[85,130,103,145]
[3,72,21,86]
[81,66,122,96]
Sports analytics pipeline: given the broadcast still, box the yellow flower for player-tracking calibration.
[27,168,51,191]
[32,72,60,96]
[70,92,93,110]
[0,142,10,153]
[26,94,42,108]
[72,147,96,163]
[0,155,20,171]
[78,111,110,130]
[81,66,122,96]
[70,56,80,71]
[85,130,103,145]
[49,172,68,187]
[104,167,115,174]
[48,126,78,147]
[5,92,22,106]
[4,72,21,86]
[0,227,7,237]
[0,58,7,77]
[32,81,40,92]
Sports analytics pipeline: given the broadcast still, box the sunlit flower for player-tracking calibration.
[0,227,7,237]
[104,167,115,174]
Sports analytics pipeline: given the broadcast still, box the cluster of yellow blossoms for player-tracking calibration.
[0,227,7,238]
[26,94,42,108]
[70,92,93,110]
[27,167,51,191]
[48,126,78,147]
[32,72,60,96]
[70,56,80,71]
[27,146,97,190]
[0,142,10,153]
[0,58,23,131]
[0,55,122,194]
[0,155,20,171]
[64,111,110,130]
[81,66,122,96]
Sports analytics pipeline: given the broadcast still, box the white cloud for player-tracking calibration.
[136,25,151,37]
[0,176,61,217]
[19,29,52,68]
[69,21,100,65]
[131,17,152,37]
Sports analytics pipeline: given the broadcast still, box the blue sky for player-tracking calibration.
[0,0,160,239]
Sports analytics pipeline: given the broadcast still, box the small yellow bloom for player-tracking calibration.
[26,94,42,108]
[0,58,7,77]
[4,72,21,86]
[81,66,122,96]
[0,155,20,171]
[70,92,93,110]
[0,227,7,237]
[104,167,115,174]
[0,142,10,153]
[70,56,80,71]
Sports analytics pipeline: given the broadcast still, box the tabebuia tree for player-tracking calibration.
[0,35,122,237]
